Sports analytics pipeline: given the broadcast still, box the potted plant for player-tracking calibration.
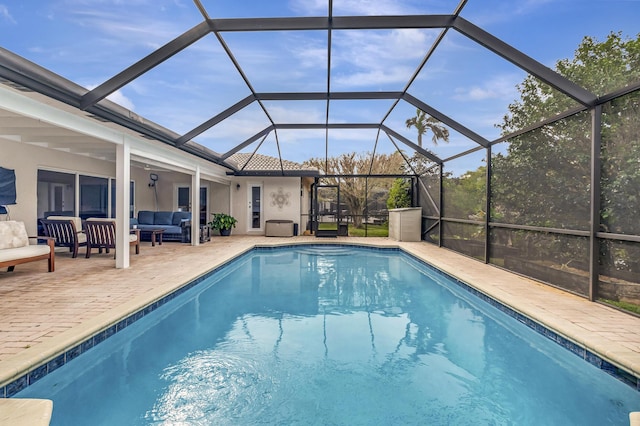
[208,212,237,236]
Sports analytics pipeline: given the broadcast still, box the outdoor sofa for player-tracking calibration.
[130,211,191,242]
[0,220,55,272]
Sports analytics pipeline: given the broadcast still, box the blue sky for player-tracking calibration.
[1,0,639,172]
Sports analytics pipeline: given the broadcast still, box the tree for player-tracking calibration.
[492,32,640,278]
[304,152,405,227]
[494,32,640,231]
[405,108,450,148]
[386,178,411,209]
[443,166,486,221]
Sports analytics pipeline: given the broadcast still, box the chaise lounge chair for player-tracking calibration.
[84,218,140,258]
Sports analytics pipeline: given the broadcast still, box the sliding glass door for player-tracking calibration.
[38,169,134,221]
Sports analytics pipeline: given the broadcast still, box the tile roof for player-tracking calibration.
[228,153,317,172]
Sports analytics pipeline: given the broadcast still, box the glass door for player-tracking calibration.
[247,183,262,231]
[177,186,190,212]
[199,187,207,225]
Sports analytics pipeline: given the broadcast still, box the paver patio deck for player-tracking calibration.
[1,236,639,402]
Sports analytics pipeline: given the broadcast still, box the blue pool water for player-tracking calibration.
[16,245,640,425]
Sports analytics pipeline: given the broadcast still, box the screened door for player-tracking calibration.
[314,184,340,237]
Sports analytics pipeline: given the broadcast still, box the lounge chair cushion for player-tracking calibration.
[0,221,29,249]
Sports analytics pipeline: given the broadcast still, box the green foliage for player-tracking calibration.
[493,32,640,233]
[386,178,411,209]
[208,213,237,230]
[498,32,640,133]
[599,299,640,316]
[490,31,640,283]
[443,167,486,221]
[303,152,405,227]
[349,224,389,237]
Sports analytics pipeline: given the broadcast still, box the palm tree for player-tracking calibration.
[405,108,450,148]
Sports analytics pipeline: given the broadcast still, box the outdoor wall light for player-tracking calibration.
[149,173,158,187]
[236,183,241,190]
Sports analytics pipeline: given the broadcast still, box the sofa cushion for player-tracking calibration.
[172,211,191,226]
[154,211,173,225]
[0,221,29,249]
[138,211,155,225]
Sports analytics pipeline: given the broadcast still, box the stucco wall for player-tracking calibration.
[230,177,302,235]
[1,139,114,235]
[1,139,233,235]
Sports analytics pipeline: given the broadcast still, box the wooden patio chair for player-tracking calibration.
[84,218,140,258]
[40,216,87,258]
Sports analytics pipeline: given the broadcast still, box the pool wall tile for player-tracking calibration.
[64,345,82,363]
[80,339,94,353]
[3,243,639,398]
[104,325,117,339]
[5,375,27,397]
[46,354,65,374]
[27,364,48,386]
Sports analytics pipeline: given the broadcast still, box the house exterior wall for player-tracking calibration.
[1,139,235,236]
[1,139,114,235]
[230,177,302,235]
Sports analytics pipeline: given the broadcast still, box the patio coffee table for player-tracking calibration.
[139,228,165,246]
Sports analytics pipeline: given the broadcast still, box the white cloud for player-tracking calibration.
[86,84,136,110]
[106,89,136,110]
[453,74,521,101]
[69,10,177,50]
[331,28,433,88]
[333,67,415,87]
[267,104,325,124]
[0,4,16,24]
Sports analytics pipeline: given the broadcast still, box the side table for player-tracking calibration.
[199,225,211,243]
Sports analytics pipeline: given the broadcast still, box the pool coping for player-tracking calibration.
[1,239,639,398]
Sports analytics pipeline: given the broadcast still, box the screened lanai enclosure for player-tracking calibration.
[0,1,639,312]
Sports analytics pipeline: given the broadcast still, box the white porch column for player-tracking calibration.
[115,138,131,268]
[191,166,201,246]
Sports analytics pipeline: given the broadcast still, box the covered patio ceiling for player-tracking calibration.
[0,0,637,176]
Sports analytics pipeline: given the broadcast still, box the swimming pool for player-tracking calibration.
[15,245,640,424]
